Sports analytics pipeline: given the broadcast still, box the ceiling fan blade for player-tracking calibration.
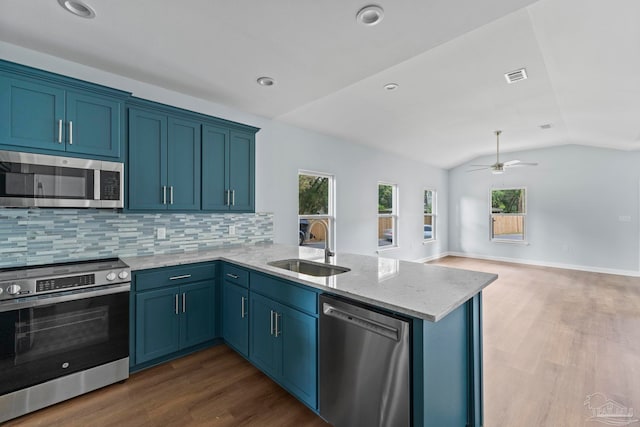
[503,160,521,166]
[466,167,491,172]
[469,164,494,167]
[505,162,538,168]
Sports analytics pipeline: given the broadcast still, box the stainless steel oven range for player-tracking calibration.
[0,258,131,423]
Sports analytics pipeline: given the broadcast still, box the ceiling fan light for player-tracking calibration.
[492,169,504,175]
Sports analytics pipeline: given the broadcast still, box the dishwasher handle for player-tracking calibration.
[322,303,400,341]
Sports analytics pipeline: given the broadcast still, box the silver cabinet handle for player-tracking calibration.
[182,292,186,313]
[69,121,73,144]
[174,294,179,315]
[270,310,274,336]
[231,190,235,206]
[169,274,192,280]
[274,312,281,337]
[241,296,246,319]
[170,186,174,205]
[162,186,167,204]
[225,190,230,206]
[58,119,63,143]
[226,273,239,279]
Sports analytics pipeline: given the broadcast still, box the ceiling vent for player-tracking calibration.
[504,68,527,84]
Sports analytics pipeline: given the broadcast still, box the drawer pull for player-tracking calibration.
[226,273,239,279]
[169,274,192,280]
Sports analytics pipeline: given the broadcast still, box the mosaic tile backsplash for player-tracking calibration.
[0,209,273,268]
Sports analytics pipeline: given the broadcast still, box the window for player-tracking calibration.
[298,171,334,249]
[491,188,526,242]
[423,189,436,241]
[378,183,398,248]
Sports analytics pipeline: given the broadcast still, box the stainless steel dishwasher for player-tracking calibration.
[319,294,411,427]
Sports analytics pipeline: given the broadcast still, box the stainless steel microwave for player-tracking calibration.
[0,150,124,208]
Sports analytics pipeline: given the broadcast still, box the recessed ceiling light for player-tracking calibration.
[256,77,275,86]
[58,0,96,18]
[384,83,399,91]
[356,5,384,26]
[540,123,553,129]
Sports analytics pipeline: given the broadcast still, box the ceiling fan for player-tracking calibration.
[467,130,538,174]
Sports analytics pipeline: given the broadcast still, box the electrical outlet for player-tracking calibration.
[228,225,236,236]
[157,227,166,239]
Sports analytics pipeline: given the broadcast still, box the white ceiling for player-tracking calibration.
[1,0,639,168]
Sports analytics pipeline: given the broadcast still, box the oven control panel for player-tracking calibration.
[36,274,96,292]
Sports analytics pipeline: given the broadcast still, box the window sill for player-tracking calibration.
[422,239,436,245]
[491,239,529,245]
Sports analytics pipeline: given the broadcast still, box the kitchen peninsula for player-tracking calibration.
[123,243,497,427]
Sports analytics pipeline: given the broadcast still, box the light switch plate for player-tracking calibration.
[229,225,236,236]
[157,227,167,239]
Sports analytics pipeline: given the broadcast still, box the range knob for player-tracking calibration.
[7,284,21,295]
[106,272,117,281]
[118,271,129,280]
[0,287,3,295]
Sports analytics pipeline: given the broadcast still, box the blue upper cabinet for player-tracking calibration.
[66,91,122,158]
[168,117,201,210]
[128,106,201,211]
[0,60,128,160]
[128,108,168,210]
[202,125,255,212]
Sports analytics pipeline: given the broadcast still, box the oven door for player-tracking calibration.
[0,284,129,396]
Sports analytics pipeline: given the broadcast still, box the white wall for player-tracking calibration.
[449,144,640,275]
[1,41,448,261]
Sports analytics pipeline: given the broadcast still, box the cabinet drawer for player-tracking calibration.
[250,272,317,315]
[135,262,216,291]
[223,264,249,288]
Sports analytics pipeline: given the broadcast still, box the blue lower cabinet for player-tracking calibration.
[180,281,216,349]
[135,287,181,364]
[249,291,317,410]
[135,280,216,365]
[222,281,249,357]
[249,292,281,377]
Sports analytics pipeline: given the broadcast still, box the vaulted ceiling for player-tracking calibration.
[1,0,638,168]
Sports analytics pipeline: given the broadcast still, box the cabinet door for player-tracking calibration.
[201,124,229,210]
[167,117,201,210]
[279,305,318,409]
[222,281,249,357]
[128,108,167,210]
[66,91,122,158]
[249,293,280,377]
[228,130,254,212]
[135,287,180,364]
[0,76,65,152]
[180,280,215,348]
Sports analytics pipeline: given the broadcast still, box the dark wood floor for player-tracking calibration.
[6,257,640,426]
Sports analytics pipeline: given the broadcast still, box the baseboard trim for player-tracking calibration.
[414,252,451,263]
[445,251,640,277]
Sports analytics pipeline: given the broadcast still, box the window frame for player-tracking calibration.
[377,182,399,250]
[298,170,336,250]
[423,189,436,243]
[489,187,527,244]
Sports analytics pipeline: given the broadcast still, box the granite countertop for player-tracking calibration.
[122,243,497,322]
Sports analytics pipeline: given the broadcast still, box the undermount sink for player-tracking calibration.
[267,259,351,277]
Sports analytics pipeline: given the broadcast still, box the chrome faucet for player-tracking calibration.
[309,220,334,263]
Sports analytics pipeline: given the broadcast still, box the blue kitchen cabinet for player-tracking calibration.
[0,60,127,160]
[66,91,122,158]
[202,125,255,212]
[132,263,218,367]
[128,107,200,211]
[135,286,181,363]
[180,280,216,349]
[222,281,249,357]
[248,273,318,410]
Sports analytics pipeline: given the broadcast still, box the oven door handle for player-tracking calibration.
[0,283,130,313]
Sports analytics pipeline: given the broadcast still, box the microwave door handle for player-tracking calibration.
[94,169,101,200]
